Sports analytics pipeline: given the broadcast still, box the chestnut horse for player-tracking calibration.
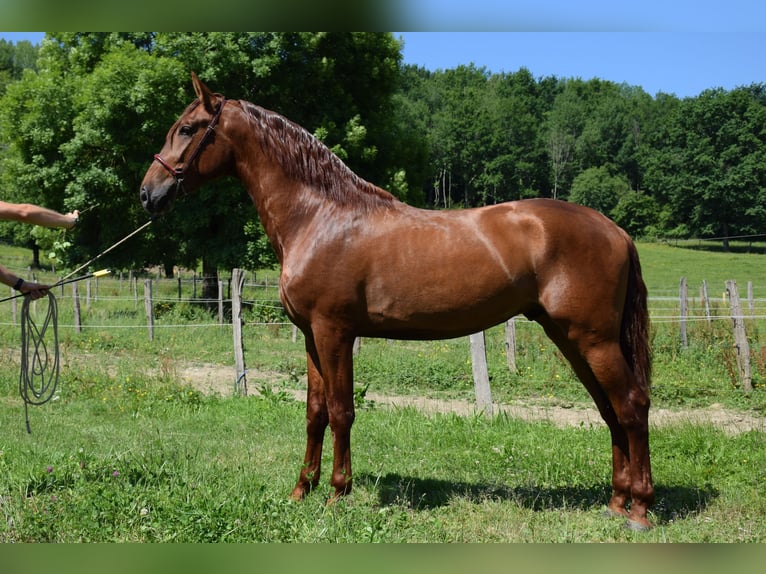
[140,73,654,529]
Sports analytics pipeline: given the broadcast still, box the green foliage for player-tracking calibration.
[243,218,278,270]
[2,33,766,286]
[568,166,631,215]
[0,39,37,95]
[610,192,661,238]
[0,32,406,278]
[643,85,766,241]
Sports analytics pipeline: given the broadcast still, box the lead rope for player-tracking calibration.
[19,291,59,433]
[13,218,154,433]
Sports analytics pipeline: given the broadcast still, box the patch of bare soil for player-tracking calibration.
[179,363,764,436]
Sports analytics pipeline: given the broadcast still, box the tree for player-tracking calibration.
[428,64,492,207]
[544,79,592,199]
[1,33,412,293]
[547,124,574,199]
[479,68,556,203]
[395,64,449,206]
[610,192,660,238]
[0,59,78,263]
[0,39,38,96]
[643,85,766,246]
[1,38,188,272]
[568,166,631,215]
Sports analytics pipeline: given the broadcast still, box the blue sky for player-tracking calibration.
[396,32,764,98]
[2,28,764,99]
[398,0,765,32]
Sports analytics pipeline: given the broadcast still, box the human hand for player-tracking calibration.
[65,210,79,229]
[19,280,51,300]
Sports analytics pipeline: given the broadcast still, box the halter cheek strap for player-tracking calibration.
[153,98,227,188]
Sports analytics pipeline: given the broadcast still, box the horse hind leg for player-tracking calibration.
[536,315,654,530]
[584,341,654,530]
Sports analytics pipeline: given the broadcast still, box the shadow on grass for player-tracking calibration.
[356,472,718,524]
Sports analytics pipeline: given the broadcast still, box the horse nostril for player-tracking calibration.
[140,187,150,207]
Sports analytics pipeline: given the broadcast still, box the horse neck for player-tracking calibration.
[232,145,323,264]
[229,101,395,263]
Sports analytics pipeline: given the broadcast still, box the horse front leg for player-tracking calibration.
[312,324,356,500]
[290,343,328,500]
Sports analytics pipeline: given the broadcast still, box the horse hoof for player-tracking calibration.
[625,518,653,532]
[289,486,308,501]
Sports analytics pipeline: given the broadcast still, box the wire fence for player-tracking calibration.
[1,268,763,400]
[3,267,766,331]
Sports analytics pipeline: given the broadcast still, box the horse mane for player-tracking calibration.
[239,101,396,210]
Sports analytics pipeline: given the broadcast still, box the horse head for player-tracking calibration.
[140,73,231,215]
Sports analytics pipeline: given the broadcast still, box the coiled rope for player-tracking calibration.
[8,218,153,433]
[19,290,59,433]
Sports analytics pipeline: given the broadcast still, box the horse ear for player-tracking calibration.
[191,72,217,114]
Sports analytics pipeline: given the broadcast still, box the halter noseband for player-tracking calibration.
[153,98,227,190]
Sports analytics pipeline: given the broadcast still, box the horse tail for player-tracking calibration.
[620,237,652,392]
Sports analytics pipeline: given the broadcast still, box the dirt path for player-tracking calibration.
[179,363,764,435]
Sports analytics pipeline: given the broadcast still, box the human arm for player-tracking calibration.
[0,201,79,229]
[0,263,51,300]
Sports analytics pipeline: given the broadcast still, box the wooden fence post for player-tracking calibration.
[218,280,224,325]
[72,281,81,333]
[504,318,517,373]
[725,280,753,393]
[144,279,154,341]
[679,276,688,348]
[469,331,493,415]
[701,280,712,325]
[231,268,247,396]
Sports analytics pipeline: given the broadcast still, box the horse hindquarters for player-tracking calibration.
[535,239,654,529]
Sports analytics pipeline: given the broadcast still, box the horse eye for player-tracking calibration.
[179,125,194,137]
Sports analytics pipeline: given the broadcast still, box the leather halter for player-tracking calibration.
[153,98,227,190]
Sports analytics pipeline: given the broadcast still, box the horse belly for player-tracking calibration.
[362,254,536,339]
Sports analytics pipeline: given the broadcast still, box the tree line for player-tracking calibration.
[1,33,765,288]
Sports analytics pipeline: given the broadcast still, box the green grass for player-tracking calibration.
[0,384,763,542]
[0,240,764,541]
[638,241,766,297]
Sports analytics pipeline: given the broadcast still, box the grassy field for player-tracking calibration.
[0,240,764,541]
[0,381,763,542]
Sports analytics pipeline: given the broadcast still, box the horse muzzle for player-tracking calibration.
[140,183,175,215]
